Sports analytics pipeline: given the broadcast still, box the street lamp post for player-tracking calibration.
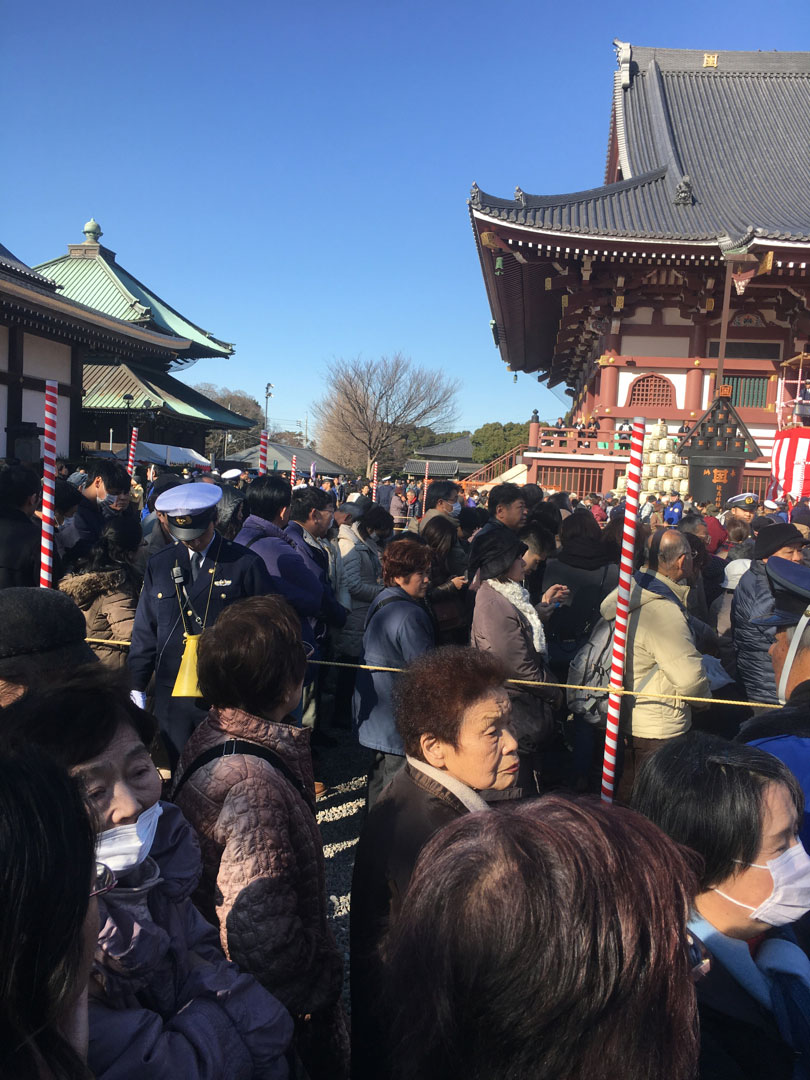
[265,383,274,431]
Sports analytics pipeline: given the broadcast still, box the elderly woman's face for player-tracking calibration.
[431,689,519,791]
[72,722,161,831]
[395,568,430,598]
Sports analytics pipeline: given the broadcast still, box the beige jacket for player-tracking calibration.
[600,571,710,740]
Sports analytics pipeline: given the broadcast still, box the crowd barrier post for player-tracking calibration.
[372,460,378,502]
[39,380,58,589]
[126,426,139,476]
[601,415,646,802]
[259,430,268,475]
[290,454,297,486]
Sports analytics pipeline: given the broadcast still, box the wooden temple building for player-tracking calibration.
[470,43,810,496]
[33,220,252,458]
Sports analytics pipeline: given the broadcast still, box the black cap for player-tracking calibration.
[0,589,96,675]
[472,526,528,581]
[753,522,808,560]
[753,556,810,627]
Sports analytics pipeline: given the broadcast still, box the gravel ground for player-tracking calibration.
[314,730,369,1011]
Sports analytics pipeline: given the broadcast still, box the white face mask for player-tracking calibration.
[713,842,810,926]
[96,802,163,875]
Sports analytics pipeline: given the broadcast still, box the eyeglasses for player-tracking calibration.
[301,641,315,661]
[90,862,118,897]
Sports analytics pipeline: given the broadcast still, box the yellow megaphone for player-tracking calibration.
[172,634,202,698]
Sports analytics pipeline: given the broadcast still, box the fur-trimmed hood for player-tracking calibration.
[59,569,132,608]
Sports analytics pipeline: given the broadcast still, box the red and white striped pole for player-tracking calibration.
[601,416,646,803]
[40,381,59,589]
[423,459,430,515]
[372,461,379,502]
[259,430,268,475]
[290,454,297,487]
[126,426,139,477]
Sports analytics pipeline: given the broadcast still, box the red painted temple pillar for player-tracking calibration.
[685,364,703,414]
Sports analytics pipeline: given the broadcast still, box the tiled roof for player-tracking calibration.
[471,44,810,248]
[82,363,254,429]
[403,459,460,477]
[0,241,59,289]
[238,442,348,475]
[415,435,475,459]
[34,231,234,368]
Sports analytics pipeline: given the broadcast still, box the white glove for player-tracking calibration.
[130,690,147,710]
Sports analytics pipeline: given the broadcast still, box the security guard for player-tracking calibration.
[128,483,274,765]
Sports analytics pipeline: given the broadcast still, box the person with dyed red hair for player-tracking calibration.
[353,538,435,807]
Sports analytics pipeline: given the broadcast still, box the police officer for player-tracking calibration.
[722,492,759,530]
[128,483,274,765]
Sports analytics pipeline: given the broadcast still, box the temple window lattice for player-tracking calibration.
[627,374,675,410]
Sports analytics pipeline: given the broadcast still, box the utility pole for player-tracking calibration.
[264,383,274,431]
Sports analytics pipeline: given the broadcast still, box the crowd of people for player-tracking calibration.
[3,454,810,1079]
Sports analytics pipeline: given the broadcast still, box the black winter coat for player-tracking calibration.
[0,506,43,588]
[349,764,473,1080]
[731,559,778,705]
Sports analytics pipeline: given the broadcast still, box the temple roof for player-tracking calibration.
[82,362,253,430]
[414,434,475,460]
[0,242,58,289]
[471,43,810,249]
[34,220,234,369]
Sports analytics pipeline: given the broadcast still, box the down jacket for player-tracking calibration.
[59,570,138,670]
[731,559,779,705]
[600,571,711,740]
[470,581,558,750]
[89,802,292,1080]
[354,586,435,755]
[336,522,384,656]
[173,708,348,1078]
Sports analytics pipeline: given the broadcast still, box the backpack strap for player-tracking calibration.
[173,738,309,805]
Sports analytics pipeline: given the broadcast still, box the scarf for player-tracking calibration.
[486,579,547,656]
[406,756,491,811]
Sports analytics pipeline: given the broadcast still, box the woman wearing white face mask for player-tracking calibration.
[632,732,810,1080]
[1,667,293,1080]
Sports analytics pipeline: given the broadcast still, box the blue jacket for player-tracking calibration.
[731,559,778,704]
[235,515,322,651]
[283,521,347,636]
[353,586,435,755]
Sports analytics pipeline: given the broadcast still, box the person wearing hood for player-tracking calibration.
[599,528,711,801]
[710,558,752,638]
[0,668,293,1080]
[738,557,810,850]
[470,527,568,794]
[732,523,809,708]
[60,515,143,671]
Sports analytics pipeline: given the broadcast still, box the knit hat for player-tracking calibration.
[721,558,751,590]
[472,527,527,581]
[0,589,96,679]
[753,522,808,560]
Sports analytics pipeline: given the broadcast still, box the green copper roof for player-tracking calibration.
[34,223,234,369]
[82,362,253,429]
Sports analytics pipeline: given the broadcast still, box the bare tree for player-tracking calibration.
[313,355,460,474]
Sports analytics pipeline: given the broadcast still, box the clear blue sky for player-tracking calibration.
[3,0,807,435]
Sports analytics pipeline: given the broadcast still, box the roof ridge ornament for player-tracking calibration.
[82,218,102,244]
[470,182,481,207]
[674,175,693,205]
[613,39,632,89]
[514,186,526,206]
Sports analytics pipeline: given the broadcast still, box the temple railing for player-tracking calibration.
[463,444,529,487]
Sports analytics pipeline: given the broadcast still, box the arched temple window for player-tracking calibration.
[627,374,675,410]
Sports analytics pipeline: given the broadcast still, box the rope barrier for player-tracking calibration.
[85,639,781,710]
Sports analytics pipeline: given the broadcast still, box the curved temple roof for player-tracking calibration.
[471,43,810,249]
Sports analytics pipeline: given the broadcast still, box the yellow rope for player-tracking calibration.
[85,640,781,711]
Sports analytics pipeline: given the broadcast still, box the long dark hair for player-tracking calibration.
[0,745,95,1079]
[420,514,457,573]
[382,796,698,1080]
[71,514,142,596]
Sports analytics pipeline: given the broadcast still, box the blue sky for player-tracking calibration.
[3,0,808,435]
